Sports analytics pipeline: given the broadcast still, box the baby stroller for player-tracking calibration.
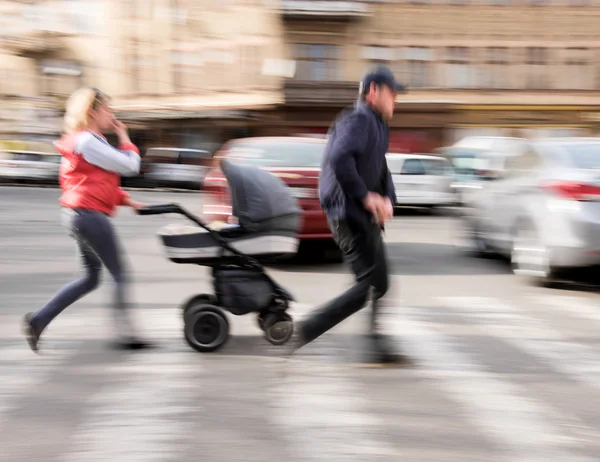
[138,158,302,352]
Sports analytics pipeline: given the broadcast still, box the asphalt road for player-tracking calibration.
[0,186,599,462]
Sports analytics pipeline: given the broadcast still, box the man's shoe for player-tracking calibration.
[22,313,40,354]
[364,333,414,367]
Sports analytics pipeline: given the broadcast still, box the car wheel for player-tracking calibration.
[511,222,555,286]
[455,217,489,258]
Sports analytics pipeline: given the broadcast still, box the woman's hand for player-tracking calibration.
[122,197,146,214]
[112,120,131,145]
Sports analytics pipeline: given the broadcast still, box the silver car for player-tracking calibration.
[459,137,600,285]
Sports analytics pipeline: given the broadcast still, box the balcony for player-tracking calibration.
[284,80,359,107]
[280,1,372,22]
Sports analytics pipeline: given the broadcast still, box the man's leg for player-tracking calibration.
[295,220,379,346]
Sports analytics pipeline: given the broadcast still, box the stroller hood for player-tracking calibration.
[220,158,302,232]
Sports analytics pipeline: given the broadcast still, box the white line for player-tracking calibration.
[438,296,600,391]
[527,295,600,323]
[59,350,198,462]
[383,306,596,462]
[271,358,397,461]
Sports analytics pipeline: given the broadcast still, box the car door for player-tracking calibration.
[488,147,542,252]
[421,157,454,204]
[393,158,427,203]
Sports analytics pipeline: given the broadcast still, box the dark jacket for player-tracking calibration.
[318,101,396,229]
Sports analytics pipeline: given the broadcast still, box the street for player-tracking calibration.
[0,186,599,462]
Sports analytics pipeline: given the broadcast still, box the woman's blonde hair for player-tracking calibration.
[62,87,108,134]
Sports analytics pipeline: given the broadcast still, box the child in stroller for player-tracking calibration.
[139,158,302,352]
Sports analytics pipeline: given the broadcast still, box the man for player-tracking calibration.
[286,65,409,364]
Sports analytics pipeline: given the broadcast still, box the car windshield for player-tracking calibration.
[226,141,326,168]
[446,149,480,176]
[559,143,600,170]
[386,157,405,174]
[422,158,447,175]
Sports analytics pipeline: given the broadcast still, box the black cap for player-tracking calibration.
[359,64,406,96]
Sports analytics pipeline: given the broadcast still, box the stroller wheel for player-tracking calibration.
[263,312,294,346]
[256,311,269,331]
[182,294,217,320]
[184,304,229,352]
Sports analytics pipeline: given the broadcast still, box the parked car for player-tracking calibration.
[459,137,600,285]
[385,153,455,210]
[143,147,213,189]
[0,150,61,184]
[202,137,331,240]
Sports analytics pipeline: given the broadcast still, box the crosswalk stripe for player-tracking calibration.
[437,296,600,391]
[527,294,600,323]
[383,306,597,462]
[58,350,199,462]
[272,358,397,461]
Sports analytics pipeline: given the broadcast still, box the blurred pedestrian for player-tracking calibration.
[286,65,410,365]
[22,87,153,352]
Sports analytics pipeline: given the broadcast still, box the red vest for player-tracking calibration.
[55,131,139,216]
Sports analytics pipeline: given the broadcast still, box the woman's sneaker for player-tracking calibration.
[22,313,40,353]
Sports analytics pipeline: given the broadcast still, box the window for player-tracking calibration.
[402,47,434,88]
[362,46,393,63]
[565,48,590,90]
[171,50,204,92]
[226,140,326,168]
[422,159,448,176]
[525,47,548,89]
[401,159,425,175]
[293,44,342,81]
[40,60,82,96]
[445,47,472,89]
[482,47,509,89]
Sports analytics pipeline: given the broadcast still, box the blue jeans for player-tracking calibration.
[31,208,130,336]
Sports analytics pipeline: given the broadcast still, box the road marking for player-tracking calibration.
[59,350,198,462]
[384,306,597,462]
[437,296,600,391]
[527,295,600,323]
[271,358,396,461]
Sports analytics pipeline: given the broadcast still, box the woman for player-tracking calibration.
[22,87,153,352]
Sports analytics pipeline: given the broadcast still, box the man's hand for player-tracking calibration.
[363,192,394,226]
[362,192,384,224]
[383,196,394,222]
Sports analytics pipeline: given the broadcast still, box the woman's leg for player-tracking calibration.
[66,211,150,348]
[24,214,102,351]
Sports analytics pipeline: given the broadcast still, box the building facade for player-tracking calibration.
[277,0,600,151]
[2,0,600,154]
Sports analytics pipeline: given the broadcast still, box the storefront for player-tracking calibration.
[446,105,600,145]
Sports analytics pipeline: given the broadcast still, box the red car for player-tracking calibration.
[202,137,331,240]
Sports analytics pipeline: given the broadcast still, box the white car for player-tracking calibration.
[458,137,600,285]
[386,153,455,209]
[143,148,213,189]
[0,150,61,183]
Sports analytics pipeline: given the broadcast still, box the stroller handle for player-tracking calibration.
[138,203,209,230]
[137,203,182,216]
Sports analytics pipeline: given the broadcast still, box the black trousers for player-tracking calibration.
[301,217,389,344]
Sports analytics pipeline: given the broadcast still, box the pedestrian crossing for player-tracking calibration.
[0,293,598,461]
